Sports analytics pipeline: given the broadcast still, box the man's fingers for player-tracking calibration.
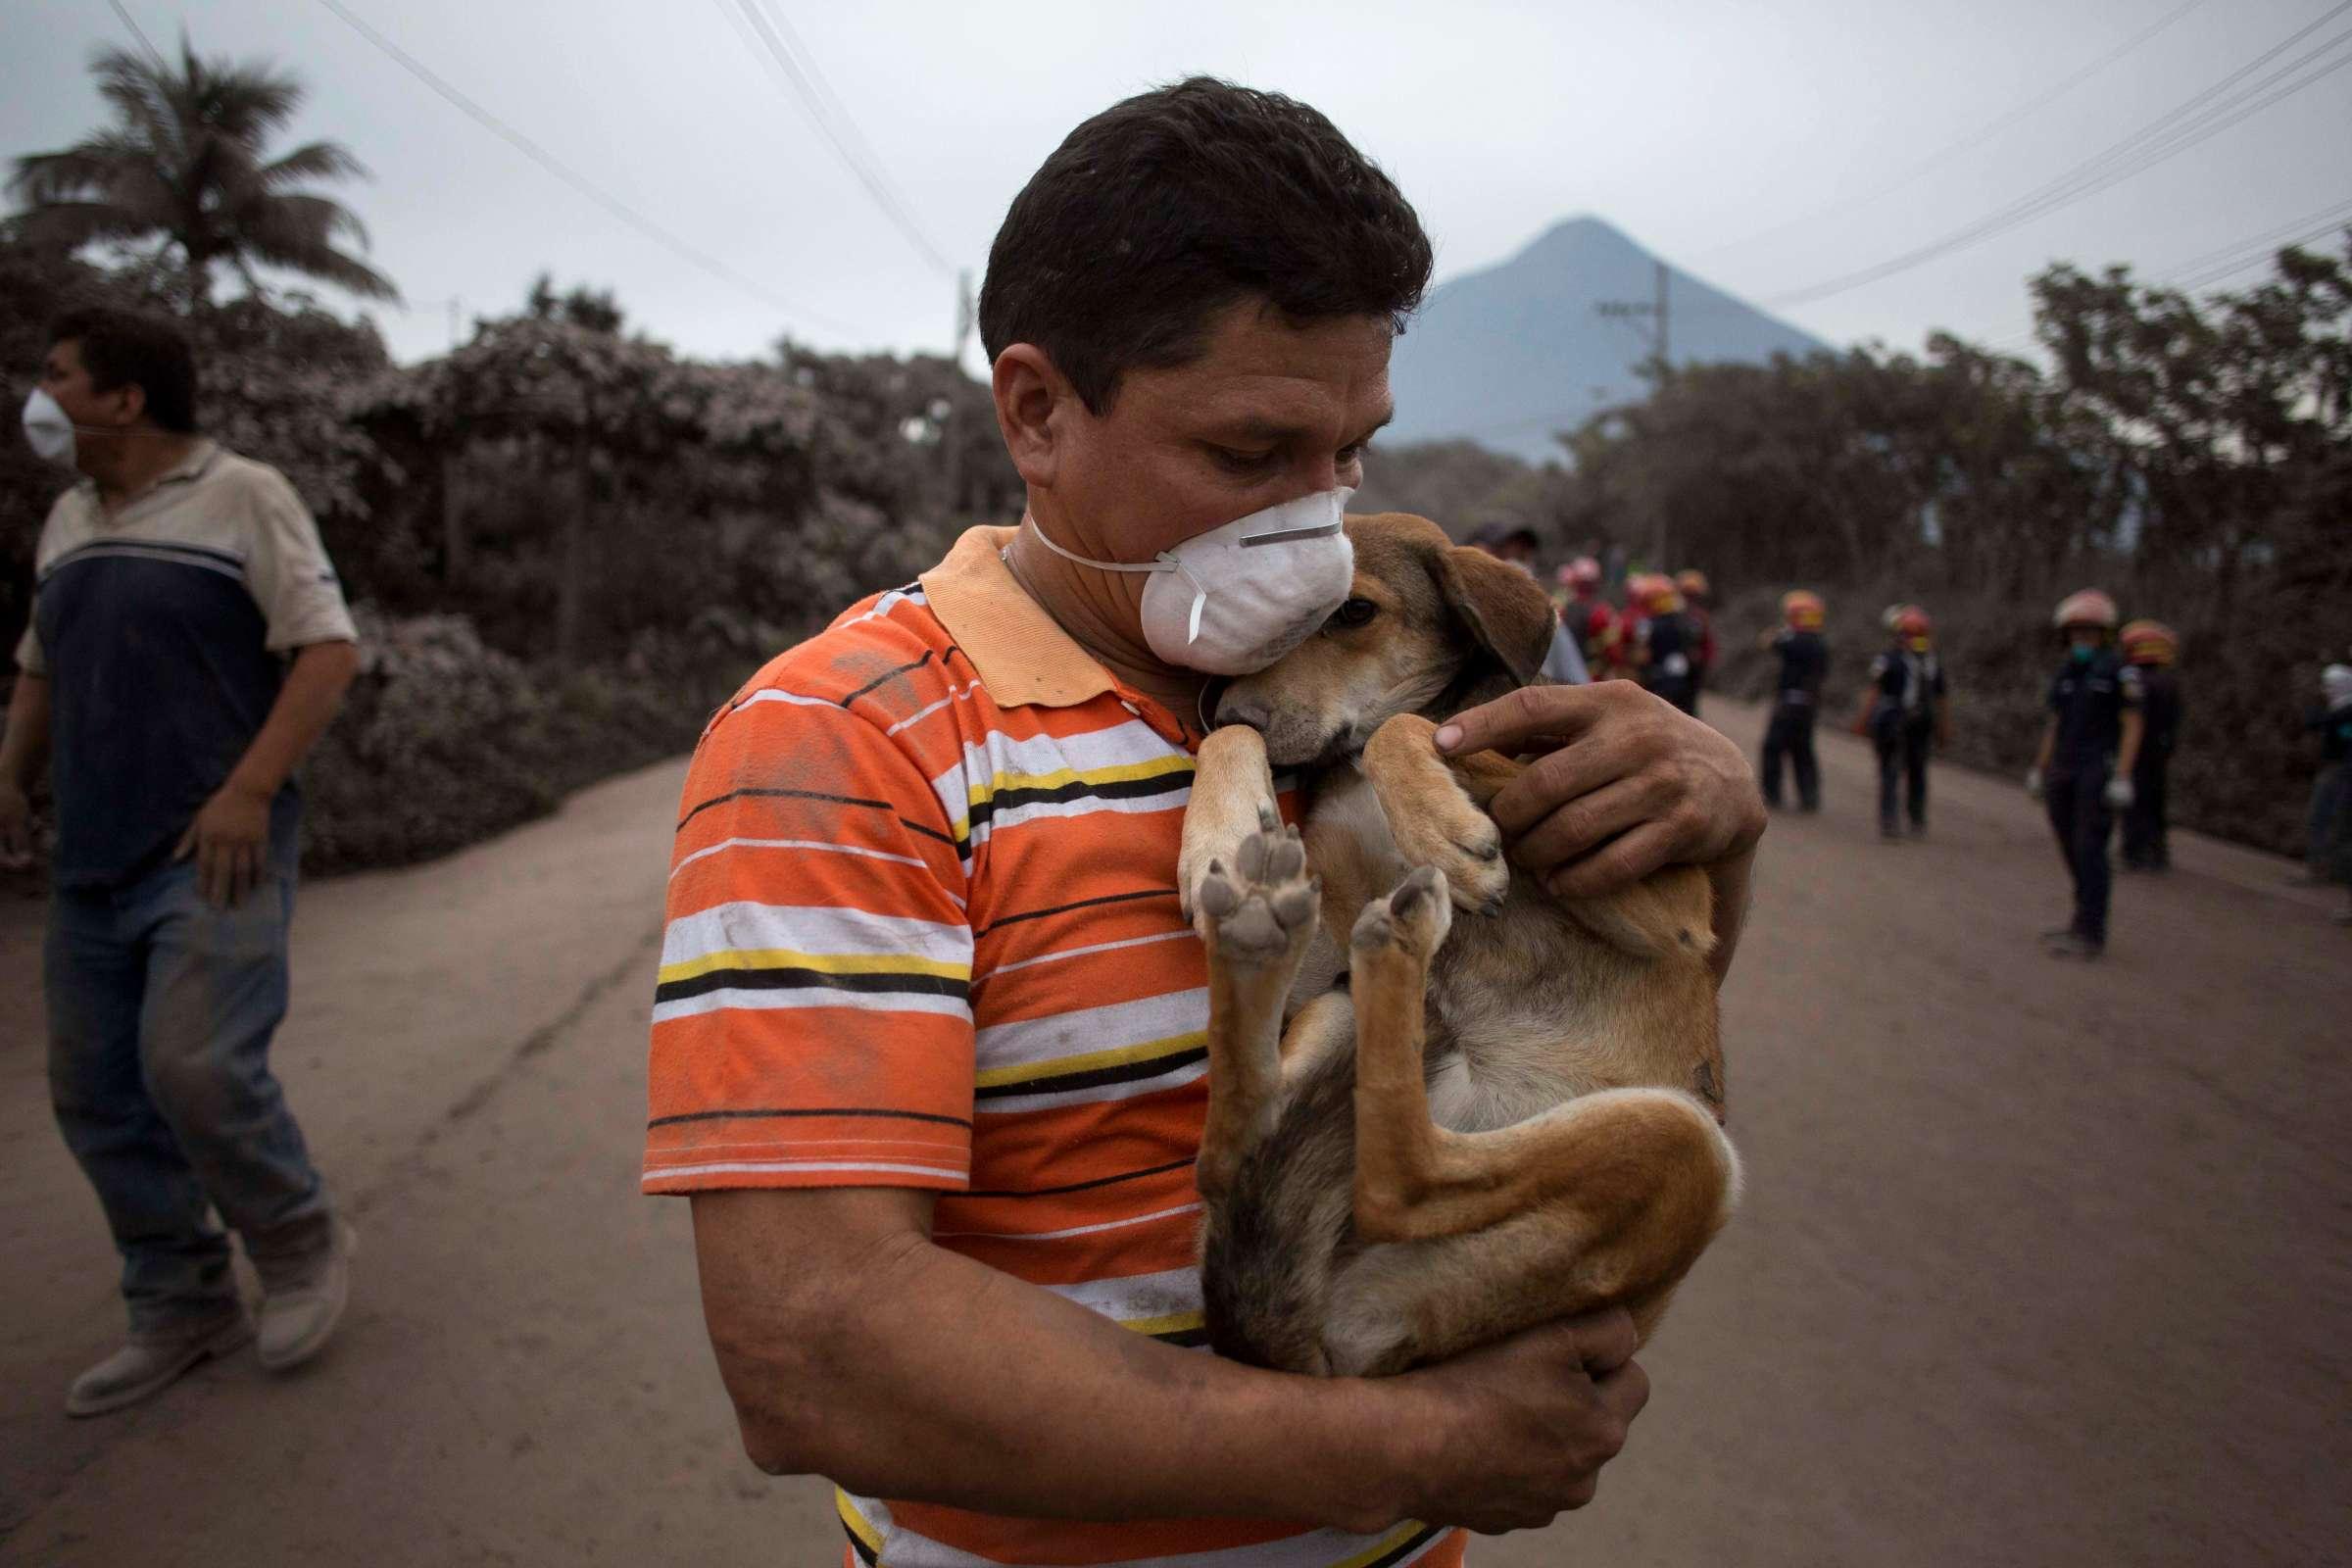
[1594,1357,1651,1426]
[174,826,196,861]
[1437,685,1599,759]
[228,845,255,907]
[1504,777,1658,875]
[1546,821,1680,902]
[1567,1306,1640,1375]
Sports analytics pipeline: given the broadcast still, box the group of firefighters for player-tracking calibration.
[1543,555,2210,960]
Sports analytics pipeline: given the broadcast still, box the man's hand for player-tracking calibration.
[0,780,33,871]
[2104,776,2135,811]
[175,781,272,906]
[1435,681,1765,899]
[1391,1308,1650,1534]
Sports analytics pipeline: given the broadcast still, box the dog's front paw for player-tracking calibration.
[1351,864,1454,963]
[1195,809,1320,970]
[1390,801,1508,916]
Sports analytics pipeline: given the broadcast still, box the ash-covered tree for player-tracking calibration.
[5,38,396,311]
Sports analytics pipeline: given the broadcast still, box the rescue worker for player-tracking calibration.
[1758,589,1829,811]
[1630,573,1698,714]
[1557,557,1625,678]
[2296,663,2352,887]
[1676,569,1716,716]
[2024,589,2143,959]
[1856,606,1948,840]
[2117,619,2181,873]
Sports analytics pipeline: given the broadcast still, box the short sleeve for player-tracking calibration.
[14,494,75,677]
[239,465,357,653]
[1869,652,1889,680]
[2118,664,2144,709]
[643,688,976,1196]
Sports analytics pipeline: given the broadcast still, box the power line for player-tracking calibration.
[1764,0,2352,309]
[716,0,956,277]
[1697,0,2206,262]
[311,0,858,337]
[101,0,166,68]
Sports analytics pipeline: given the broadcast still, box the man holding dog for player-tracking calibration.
[650,79,1764,1566]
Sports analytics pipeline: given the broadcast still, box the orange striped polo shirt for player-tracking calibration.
[645,524,1461,1568]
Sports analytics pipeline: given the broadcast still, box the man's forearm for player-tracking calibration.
[223,640,358,800]
[1,673,51,790]
[2115,711,2143,778]
[697,1197,1421,1534]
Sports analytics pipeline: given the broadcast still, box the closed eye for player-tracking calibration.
[1329,598,1378,629]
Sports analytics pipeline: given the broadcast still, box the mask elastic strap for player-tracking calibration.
[1023,515,1206,647]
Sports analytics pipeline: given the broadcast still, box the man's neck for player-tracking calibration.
[1002,515,1210,736]
[89,430,202,510]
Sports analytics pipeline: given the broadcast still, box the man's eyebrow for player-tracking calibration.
[1212,406,1396,444]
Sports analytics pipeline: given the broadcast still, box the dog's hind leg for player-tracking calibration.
[1192,816,1321,1202]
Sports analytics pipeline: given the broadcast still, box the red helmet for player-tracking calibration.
[1781,590,1826,630]
[2053,589,2119,631]
[1631,573,1682,614]
[2119,619,2178,665]
[1675,568,1711,602]
[1893,606,1932,639]
[1559,556,1602,591]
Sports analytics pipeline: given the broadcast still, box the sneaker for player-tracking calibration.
[2039,925,2080,941]
[257,1223,357,1371]
[2045,931,2105,959]
[1907,821,1928,839]
[1880,824,1902,842]
[67,1312,253,1417]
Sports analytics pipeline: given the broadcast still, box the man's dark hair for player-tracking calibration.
[979,77,1434,414]
[47,308,200,433]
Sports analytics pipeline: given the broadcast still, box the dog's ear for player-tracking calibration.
[1434,545,1555,688]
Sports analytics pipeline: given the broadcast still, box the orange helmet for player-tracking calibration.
[1675,568,1710,603]
[2119,618,2178,665]
[1560,556,1602,591]
[1893,606,1932,639]
[1781,590,1826,630]
[2053,589,2119,631]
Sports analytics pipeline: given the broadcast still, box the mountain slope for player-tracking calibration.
[1386,217,1826,464]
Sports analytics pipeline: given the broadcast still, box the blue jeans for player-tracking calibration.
[46,858,332,1335]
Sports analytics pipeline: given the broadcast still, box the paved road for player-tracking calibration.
[2,703,2344,1565]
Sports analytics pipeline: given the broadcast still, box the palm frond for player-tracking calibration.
[259,141,369,189]
[11,200,163,252]
[237,227,399,302]
[231,191,372,252]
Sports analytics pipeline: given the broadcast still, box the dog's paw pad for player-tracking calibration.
[1200,825,1319,968]
[1352,865,1452,958]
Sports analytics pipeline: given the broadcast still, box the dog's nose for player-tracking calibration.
[1215,696,1272,732]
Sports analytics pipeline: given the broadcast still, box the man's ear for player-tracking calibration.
[1434,545,1555,688]
[990,343,1074,490]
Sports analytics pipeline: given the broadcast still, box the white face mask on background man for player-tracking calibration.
[1026,487,1357,675]
[21,388,81,468]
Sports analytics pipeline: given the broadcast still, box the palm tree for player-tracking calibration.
[6,39,397,310]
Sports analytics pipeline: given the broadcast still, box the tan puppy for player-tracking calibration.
[1179,512,1738,1377]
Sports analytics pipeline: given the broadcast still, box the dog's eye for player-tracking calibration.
[1329,598,1378,629]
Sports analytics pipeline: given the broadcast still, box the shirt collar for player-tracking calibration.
[72,438,220,509]
[918,524,1118,710]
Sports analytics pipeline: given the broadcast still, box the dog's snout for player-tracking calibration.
[1215,696,1273,733]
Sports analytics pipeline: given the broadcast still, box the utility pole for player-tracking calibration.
[1594,261,1674,567]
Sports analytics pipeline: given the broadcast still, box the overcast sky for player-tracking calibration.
[9,0,2351,374]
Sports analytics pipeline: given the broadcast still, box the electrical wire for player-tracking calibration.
[311,0,858,336]
[101,0,167,68]
[716,0,956,277]
[1764,0,2352,309]
[1696,0,2206,262]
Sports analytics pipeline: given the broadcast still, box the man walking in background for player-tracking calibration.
[2025,589,2141,959]
[0,309,361,1415]
[2298,662,2352,887]
[2118,619,2181,873]
[1859,605,1947,841]
[1675,569,1715,715]
[1759,590,1829,812]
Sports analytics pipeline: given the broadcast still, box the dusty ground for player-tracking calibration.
[1,701,2345,1565]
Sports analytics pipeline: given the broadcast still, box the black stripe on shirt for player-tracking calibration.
[971,887,1178,940]
[972,1045,1207,1102]
[654,966,971,1006]
[647,1105,973,1131]
[961,1156,1195,1200]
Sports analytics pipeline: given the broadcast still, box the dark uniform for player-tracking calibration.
[2121,665,2181,871]
[2045,650,2143,948]
[1760,628,1828,810]
[1868,643,1946,836]
[1640,612,1698,714]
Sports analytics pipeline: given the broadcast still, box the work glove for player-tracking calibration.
[2024,768,2044,800]
[2104,777,2135,810]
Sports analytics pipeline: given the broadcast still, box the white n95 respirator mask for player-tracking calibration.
[1028,488,1356,675]
[22,388,80,468]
